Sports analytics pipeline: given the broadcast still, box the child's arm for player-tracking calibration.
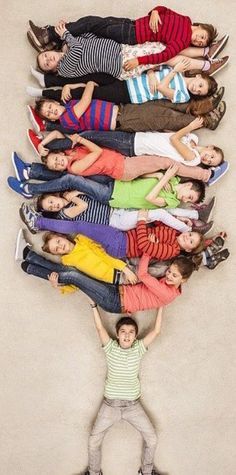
[154,59,191,100]
[170,117,204,162]
[70,136,103,174]
[63,196,88,218]
[89,300,110,346]
[143,307,163,348]
[145,164,179,207]
[61,83,88,102]
[73,81,97,119]
[38,131,67,156]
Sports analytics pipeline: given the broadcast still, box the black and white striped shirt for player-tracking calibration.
[56,196,111,225]
[58,31,122,78]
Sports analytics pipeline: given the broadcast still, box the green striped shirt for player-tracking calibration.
[103,339,147,400]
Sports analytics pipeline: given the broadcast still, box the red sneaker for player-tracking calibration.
[27,129,42,155]
[27,105,45,133]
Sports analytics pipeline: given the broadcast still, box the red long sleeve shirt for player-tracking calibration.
[135,5,192,65]
[126,220,181,260]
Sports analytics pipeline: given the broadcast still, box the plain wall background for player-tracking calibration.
[0,1,235,474]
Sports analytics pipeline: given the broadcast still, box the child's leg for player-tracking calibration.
[124,401,157,475]
[109,208,194,232]
[165,54,205,71]
[80,131,135,156]
[29,163,65,181]
[177,46,206,58]
[44,72,117,88]
[88,401,121,475]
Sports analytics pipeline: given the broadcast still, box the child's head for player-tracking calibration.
[37,50,61,72]
[177,231,205,253]
[177,180,205,204]
[35,98,64,121]
[200,145,224,167]
[36,193,65,212]
[42,232,74,255]
[191,23,218,47]
[165,256,199,287]
[42,152,69,171]
[187,73,217,98]
[116,317,138,349]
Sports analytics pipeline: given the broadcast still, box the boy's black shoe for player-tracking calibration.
[197,197,216,223]
[206,249,230,269]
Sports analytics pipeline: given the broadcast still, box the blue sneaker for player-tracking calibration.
[208,161,229,186]
[7,177,32,198]
[11,152,30,181]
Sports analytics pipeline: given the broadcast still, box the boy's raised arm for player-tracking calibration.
[143,307,163,348]
[73,81,97,119]
[89,299,110,346]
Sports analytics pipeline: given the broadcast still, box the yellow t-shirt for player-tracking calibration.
[60,235,126,294]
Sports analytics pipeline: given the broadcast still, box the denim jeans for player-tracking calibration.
[48,16,136,45]
[27,174,114,203]
[24,251,122,313]
[80,131,135,156]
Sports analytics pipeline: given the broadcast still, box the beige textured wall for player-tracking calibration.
[0,1,235,474]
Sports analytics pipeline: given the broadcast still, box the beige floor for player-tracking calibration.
[1,1,236,474]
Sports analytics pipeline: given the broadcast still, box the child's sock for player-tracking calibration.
[26,86,43,97]
[202,60,210,71]
[30,66,45,87]
[203,46,210,57]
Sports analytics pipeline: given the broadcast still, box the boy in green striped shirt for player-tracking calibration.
[82,302,166,475]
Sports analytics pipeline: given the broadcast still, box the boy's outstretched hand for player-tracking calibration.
[188,117,204,131]
[55,20,67,38]
[124,58,139,71]
[48,272,60,288]
[149,9,162,33]
[122,266,138,285]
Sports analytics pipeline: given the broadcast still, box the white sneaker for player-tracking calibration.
[15,229,31,261]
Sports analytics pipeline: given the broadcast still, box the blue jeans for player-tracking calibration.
[80,131,135,156]
[29,162,113,185]
[48,16,136,45]
[24,250,122,313]
[27,174,114,203]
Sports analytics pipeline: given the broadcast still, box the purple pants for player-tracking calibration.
[37,218,127,258]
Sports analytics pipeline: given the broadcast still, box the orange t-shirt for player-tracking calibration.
[66,145,125,179]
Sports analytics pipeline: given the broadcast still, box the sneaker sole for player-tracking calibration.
[27,129,40,156]
[27,105,40,134]
[15,229,24,261]
[19,206,37,234]
[210,57,229,77]
[27,30,44,52]
[210,35,229,60]
[11,151,21,181]
[203,197,216,222]
[208,163,230,186]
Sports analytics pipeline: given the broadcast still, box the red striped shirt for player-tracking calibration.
[135,6,192,65]
[60,99,114,132]
[126,220,181,260]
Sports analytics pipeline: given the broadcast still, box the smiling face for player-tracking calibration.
[187,75,209,96]
[177,232,201,253]
[38,51,61,72]
[46,153,69,171]
[165,264,185,287]
[41,195,65,212]
[200,146,222,166]
[177,183,199,204]
[117,324,137,349]
[40,101,64,121]
[191,26,209,47]
[48,236,74,255]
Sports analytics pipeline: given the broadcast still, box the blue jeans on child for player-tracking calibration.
[29,162,113,185]
[23,250,122,313]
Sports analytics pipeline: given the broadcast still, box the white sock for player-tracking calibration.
[26,86,43,97]
[30,66,45,87]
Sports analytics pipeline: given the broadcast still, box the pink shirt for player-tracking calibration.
[66,145,124,180]
[123,254,181,313]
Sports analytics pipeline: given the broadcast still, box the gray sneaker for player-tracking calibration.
[19,202,40,234]
[15,229,31,261]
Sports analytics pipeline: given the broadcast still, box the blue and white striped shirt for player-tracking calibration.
[58,31,122,78]
[126,66,190,104]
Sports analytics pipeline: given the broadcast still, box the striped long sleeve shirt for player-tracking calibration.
[126,220,181,260]
[135,5,192,65]
[58,30,122,78]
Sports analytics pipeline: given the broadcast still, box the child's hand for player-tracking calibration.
[138,209,149,221]
[38,143,49,157]
[173,58,191,73]
[122,266,138,285]
[176,216,193,227]
[164,164,179,179]
[61,85,72,103]
[148,233,159,243]
[124,58,139,71]
[149,10,162,33]
[87,81,99,87]
[69,133,80,148]
[163,182,171,192]
[188,117,204,131]
[55,20,67,38]
[147,71,159,94]
[62,190,78,202]
[48,272,60,288]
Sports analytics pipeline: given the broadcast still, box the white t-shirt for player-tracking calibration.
[134,132,201,167]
